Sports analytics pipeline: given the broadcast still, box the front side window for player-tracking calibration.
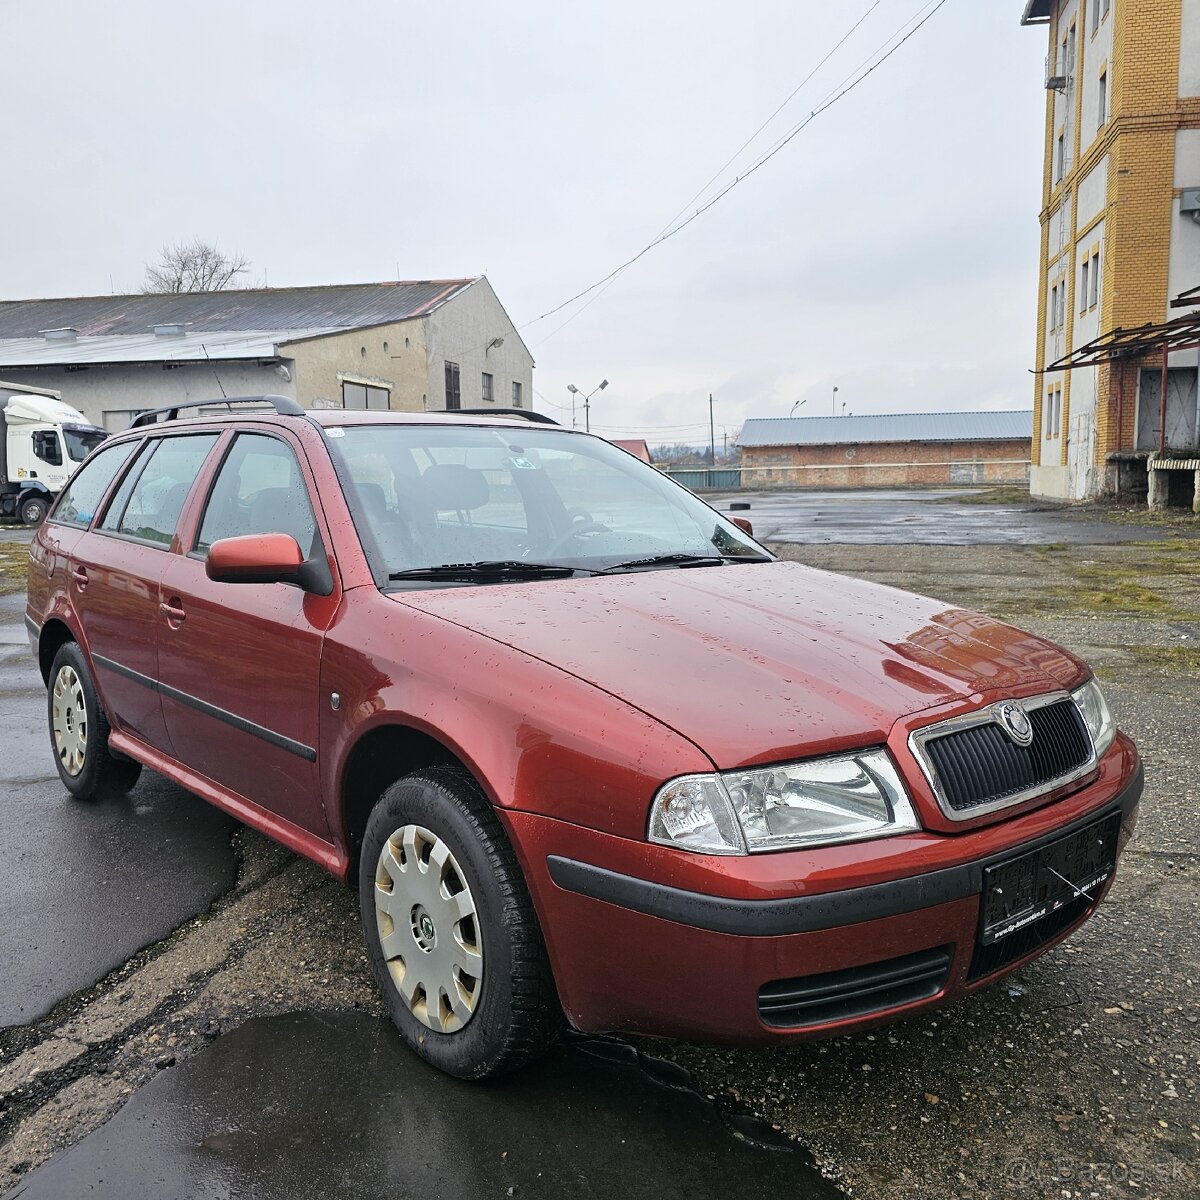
[196,433,318,554]
[327,424,767,586]
[49,440,137,528]
[32,430,62,466]
[101,434,219,547]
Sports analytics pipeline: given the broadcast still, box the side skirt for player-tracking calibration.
[108,729,350,880]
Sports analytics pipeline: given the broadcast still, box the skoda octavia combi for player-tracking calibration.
[26,397,1142,1078]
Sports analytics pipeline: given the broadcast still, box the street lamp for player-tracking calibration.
[568,379,608,432]
[789,398,807,416]
[832,385,839,416]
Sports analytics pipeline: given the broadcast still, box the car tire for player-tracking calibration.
[47,642,142,802]
[359,765,561,1079]
[20,495,48,526]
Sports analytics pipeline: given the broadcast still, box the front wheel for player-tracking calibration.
[359,766,560,1079]
[20,494,48,526]
[47,643,142,801]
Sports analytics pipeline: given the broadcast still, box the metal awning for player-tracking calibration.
[1040,311,1200,373]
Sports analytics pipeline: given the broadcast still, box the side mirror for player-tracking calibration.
[730,516,754,537]
[206,533,304,585]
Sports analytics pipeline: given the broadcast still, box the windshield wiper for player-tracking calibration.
[599,552,769,574]
[388,560,593,582]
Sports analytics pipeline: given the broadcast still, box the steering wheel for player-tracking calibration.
[542,513,610,557]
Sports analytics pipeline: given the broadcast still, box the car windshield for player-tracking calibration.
[63,426,108,463]
[326,424,769,586]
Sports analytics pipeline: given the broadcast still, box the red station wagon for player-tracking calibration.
[26,397,1142,1078]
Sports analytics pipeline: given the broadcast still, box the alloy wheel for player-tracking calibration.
[374,824,484,1033]
[51,665,87,777]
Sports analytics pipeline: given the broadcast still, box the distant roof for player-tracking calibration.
[610,438,652,463]
[1020,1,1050,24]
[737,411,1033,448]
[0,280,477,340]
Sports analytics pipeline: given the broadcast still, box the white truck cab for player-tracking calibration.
[1,384,108,525]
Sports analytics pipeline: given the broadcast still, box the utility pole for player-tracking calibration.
[708,393,716,467]
[722,430,728,456]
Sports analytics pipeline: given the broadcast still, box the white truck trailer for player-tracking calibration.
[1,383,108,525]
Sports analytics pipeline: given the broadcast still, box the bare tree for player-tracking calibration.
[142,240,250,293]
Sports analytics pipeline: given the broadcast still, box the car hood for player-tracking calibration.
[392,562,1086,770]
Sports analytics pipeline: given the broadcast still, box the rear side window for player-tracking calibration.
[99,434,219,547]
[195,433,318,555]
[49,441,138,528]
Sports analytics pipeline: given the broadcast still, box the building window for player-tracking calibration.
[1049,283,1058,332]
[1055,133,1065,181]
[1102,0,1109,18]
[1045,387,1063,440]
[1067,24,1076,77]
[1090,0,1099,34]
[511,381,523,408]
[481,372,494,403]
[444,361,461,410]
[341,382,390,411]
[1090,250,1100,307]
[1080,259,1090,313]
[1098,70,1107,127]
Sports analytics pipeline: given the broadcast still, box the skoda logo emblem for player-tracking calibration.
[997,701,1034,747]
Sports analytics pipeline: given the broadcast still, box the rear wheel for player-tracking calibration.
[359,766,560,1078]
[20,494,48,526]
[48,642,142,801]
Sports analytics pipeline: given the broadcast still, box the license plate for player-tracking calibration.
[980,811,1121,945]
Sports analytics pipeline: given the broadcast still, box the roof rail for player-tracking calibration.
[451,407,558,425]
[128,394,304,429]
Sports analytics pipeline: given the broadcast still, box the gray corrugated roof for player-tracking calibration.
[736,411,1033,448]
[0,279,477,339]
[0,329,341,368]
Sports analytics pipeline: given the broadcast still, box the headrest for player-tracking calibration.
[353,480,388,516]
[419,464,489,511]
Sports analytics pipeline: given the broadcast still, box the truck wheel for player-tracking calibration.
[47,642,142,801]
[20,495,48,526]
[359,766,561,1079]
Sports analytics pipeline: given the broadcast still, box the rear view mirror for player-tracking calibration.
[206,533,304,585]
[730,516,754,537]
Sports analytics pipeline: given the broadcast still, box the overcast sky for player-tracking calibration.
[2,0,1046,447]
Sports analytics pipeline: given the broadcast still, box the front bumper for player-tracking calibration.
[504,735,1142,1042]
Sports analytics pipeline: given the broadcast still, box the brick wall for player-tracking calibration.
[740,440,1032,488]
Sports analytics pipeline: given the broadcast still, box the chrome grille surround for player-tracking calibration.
[908,691,1098,822]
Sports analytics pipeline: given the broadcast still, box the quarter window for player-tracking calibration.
[102,434,219,547]
[195,433,318,555]
[49,441,137,528]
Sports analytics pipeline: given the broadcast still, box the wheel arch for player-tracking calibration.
[338,722,492,878]
[37,617,78,685]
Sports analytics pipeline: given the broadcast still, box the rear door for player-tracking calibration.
[157,429,338,836]
[70,433,220,752]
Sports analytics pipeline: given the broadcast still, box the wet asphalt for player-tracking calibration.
[706,488,1150,545]
[3,1013,838,1200]
[0,588,237,1028]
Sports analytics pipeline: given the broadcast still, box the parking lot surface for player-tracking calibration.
[1,501,1197,1199]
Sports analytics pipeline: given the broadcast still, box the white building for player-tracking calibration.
[0,278,533,430]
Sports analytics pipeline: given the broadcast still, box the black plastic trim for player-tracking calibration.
[92,653,316,762]
[24,614,40,639]
[545,761,1143,937]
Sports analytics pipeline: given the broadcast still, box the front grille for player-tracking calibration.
[967,891,1093,981]
[923,699,1092,814]
[758,945,952,1029]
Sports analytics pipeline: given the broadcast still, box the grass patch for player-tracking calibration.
[932,486,1036,506]
[0,541,29,596]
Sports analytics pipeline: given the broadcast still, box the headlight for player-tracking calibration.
[648,749,920,856]
[1072,677,1115,757]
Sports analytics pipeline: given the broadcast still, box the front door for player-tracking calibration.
[157,431,336,836]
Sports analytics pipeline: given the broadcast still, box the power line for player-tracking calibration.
[523,0,950,333]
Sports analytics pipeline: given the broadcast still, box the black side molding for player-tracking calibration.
[546,761,1144,937]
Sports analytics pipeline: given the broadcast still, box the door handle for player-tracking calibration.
[71,566,89,590]
[159,599,187,624]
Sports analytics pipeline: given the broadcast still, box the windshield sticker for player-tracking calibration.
[326,428,346,438]
[506,456,537,470]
